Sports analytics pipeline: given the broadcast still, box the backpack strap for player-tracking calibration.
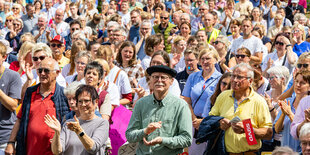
[113,69,122,84]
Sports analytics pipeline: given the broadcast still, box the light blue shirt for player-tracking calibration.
[274,97,301,152]
[182,69,221,117]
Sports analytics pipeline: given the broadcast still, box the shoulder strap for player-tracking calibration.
[113,69,122,84]
[282,52,288,66]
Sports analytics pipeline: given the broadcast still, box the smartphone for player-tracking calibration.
[230,116,241,124]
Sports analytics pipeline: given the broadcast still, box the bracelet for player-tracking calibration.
[286,44,292,47]
[269,107,275,112]
[7,141,15,145]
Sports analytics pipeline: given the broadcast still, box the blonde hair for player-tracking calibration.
[291,23,306,41]
[18,41,35,61]
[97,45,113,61]
[32,43,53,57]
[95,58,110,75]
[0,42,7,56]
[216,35,231,49]
[198,47,220,61]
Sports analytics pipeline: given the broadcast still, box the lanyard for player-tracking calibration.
[0,68,5,81]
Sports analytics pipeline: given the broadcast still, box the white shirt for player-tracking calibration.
[56,21,70,37]
[230,36,264,55]
[98,81,120,106]
[169,54,185,73]
[53,2,66,11]
[118,11,130,26]
[261,50,297,73]
[21,69,66,88]
[65,73,85,85]
[105,66,132,95]
[61,63,72,77]
[141,55,151,70]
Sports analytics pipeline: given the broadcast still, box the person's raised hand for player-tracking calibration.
[144,121,162,135]
[44,114,61,133]
[143,136,162,146]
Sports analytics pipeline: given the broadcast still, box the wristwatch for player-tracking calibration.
[79,131,85,137]
[7,141,15,146]
[286,44,292,47]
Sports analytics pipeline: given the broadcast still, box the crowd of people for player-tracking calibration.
[0,0,310,154]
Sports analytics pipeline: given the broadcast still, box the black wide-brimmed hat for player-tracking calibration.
[146,65,177,77]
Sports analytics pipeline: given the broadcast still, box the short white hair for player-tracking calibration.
[232,63,254,79]
[140,20,152,28]
[107,21,120,28]
[64,81,81,96]
[38,13,48,22]
[300,122,310,138]
[180,13,190,20]
[267,66,290,85]
[72,30,86,41]
[32,43,53,57]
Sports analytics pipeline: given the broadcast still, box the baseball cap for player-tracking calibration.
[51,35,66,46]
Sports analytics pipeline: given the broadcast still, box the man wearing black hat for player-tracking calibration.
[126,65,192,155]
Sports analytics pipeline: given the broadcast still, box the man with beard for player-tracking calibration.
[153,11,176,53]
[126,65,192,154]
[128,9,142,42]
[110,27,127,53]
[209,63,272,154]
[21,4,38,33]
[50,35,69,68]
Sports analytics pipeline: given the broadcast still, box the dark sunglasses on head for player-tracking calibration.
[160,16,169,20]
[32,56,46,61]
[235,54,247,59]
[297,63,309,69]
[38,68,54,74]
[275,41,284,46]
[51,43,62,48]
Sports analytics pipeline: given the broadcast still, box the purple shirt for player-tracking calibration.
[290,95,310,139]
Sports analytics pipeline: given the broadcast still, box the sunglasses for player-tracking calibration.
[13,23,20,26]
[199,8,206,11]
[297,63,309,69]
[38,68,55,74]
[293,29,300,33]
[160,16,169,20]
[32,56,46,61]
[275,41,284,46]
[235,54,247,59]
[50,44,62,48]
[12,7,18,10]
[71,28,79,31]
[212,41,220,45]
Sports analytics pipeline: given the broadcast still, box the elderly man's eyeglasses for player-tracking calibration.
[199,8,206,11]
[151,75,170,81]
[78,99,92,106]
[231,74,250,80]
[297,64,309,69]
[32,56,46,61]
[235,54,248,59]
[269,76,281,80]
[301,141,310,147]
[160,16,169,20]
[212,41,220,45]
[38,68,56,74]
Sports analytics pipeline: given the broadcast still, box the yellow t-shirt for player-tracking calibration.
[209,89,272,153]
[58,56,70,69]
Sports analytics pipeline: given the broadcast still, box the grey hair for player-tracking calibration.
[294,13,307,22]
[107,21,120,28]
[32,43,53,57]
[232,63,254,79]
[64,81,82,96]
[180,13,190,20]
[267,66,290,85]
[272,146,298,155]
[74,50,92,64]
[72,30,86,41]
[300,122,310,138]
[140,20,152,28]
[38,13,48,22]
[113,27,127,37]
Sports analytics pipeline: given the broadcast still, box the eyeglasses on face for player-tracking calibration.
[71,28,80,31]
[269,76,281,80]
[235,54,248,59]
[212,41,220,45]
[151,75,170,81]
[32,56,46,61]
[297,63,309,69]
[160,16,169,20]
[38,68,56,74]
[78,99,92,106]
[50,43,62,48]
[231,74,251,80]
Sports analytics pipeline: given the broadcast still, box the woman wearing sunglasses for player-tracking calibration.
[5,18,23,52]
[274,70,310,152]
[262,33,297,77]
[213,35,236,73]
[235,47,252,65]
